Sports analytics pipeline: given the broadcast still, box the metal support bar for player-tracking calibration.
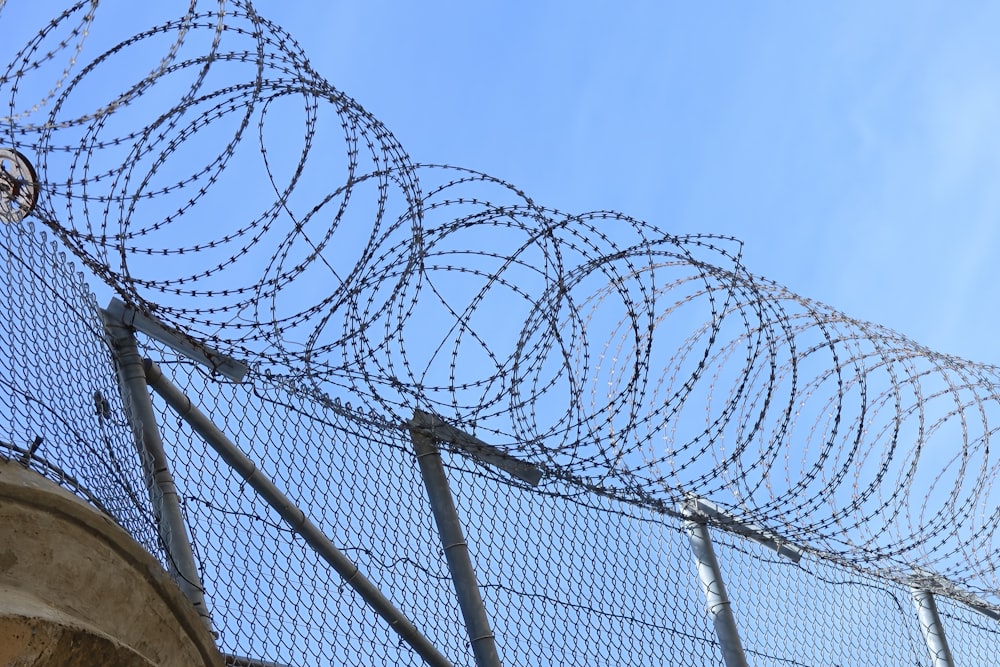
[685,495,802,563]
[910,587,956,667]
[143,360,455,667]
[104,298,247,382]
[100,312,214,633]
[409,419,503,667]
[684,516,748,667]
[409,409,541,486]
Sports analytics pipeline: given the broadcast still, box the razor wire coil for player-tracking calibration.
[3,1,1000,665]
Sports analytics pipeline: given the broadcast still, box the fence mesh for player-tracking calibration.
[4,1,1000,666]
[0,220,160,554]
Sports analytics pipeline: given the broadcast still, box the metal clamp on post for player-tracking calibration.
[103,298,248,382]
[683,495,803,563]
[408,410,542,486]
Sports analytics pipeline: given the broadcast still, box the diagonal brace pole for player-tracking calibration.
[143,360,455,667]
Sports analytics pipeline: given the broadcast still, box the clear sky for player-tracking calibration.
[6,5,1000,662]
[263,1,1000,366]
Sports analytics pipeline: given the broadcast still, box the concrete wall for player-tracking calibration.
[0,458,223,667]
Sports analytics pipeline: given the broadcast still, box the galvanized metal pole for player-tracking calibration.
[684,517,749,667]
[143,360,455,667]
[409,421,503,667]
[910,587,956,667]
[101,312,214,632]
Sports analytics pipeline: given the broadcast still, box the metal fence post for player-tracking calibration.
[910,587,955,667]
[101,309,215,633]
[684,515,749,667]
[409,418,503,667]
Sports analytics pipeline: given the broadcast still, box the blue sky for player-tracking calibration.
[6,4,1000,661]
[6,0,997,544]
[263,1,1000,366]
[10,0,997,364]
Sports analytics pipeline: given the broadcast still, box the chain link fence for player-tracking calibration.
[4,1,1000,665]
[1,217,999,664]
[0,220,160,553]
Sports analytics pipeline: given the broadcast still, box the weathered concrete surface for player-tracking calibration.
[0,458,223,667]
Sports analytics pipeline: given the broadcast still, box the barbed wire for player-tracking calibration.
[4,0,1000,620]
